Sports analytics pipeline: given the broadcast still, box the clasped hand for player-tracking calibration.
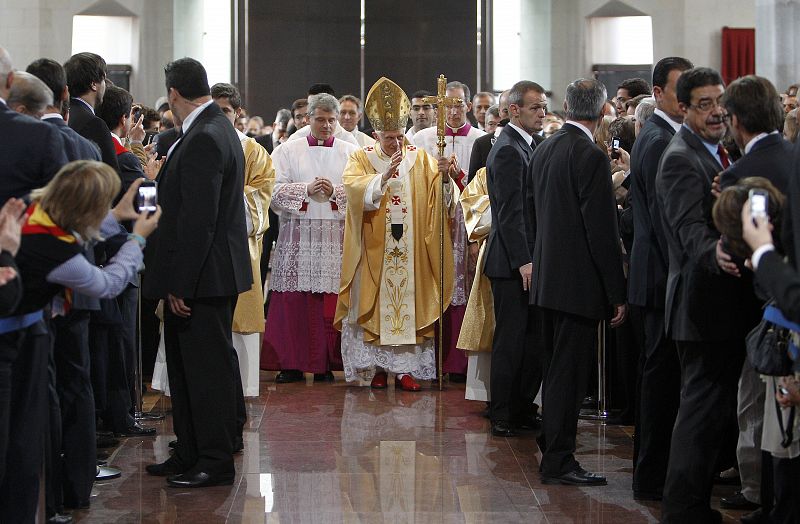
[307,177,334,199]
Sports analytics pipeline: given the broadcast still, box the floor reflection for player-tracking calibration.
[72,377,748,523]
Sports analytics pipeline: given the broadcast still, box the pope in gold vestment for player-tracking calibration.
[334,77,457,384]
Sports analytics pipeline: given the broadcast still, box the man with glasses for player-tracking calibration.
[657,67,760,523]
[405,90,436,141]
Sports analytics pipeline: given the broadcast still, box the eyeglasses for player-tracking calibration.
[689,96,725,112]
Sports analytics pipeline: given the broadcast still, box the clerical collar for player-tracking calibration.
[653,108,682,132]
[41,113,64,121]
[507,122,533,147]
[445,122,471,137]
[73,96,95,114]
[180,99,214,136]
[306,134,335,147]
[744,131,779,155]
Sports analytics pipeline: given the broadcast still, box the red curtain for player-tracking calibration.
[722,27,755,84]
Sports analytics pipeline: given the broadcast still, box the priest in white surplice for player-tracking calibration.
[335,77,459,392]
[263,93,359,383]
[412,81,485,380]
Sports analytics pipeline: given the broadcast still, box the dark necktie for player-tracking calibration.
[717,144,730,169]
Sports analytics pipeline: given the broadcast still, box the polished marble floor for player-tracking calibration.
[73,374,749,523]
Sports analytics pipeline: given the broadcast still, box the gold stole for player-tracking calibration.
[365,146,418,345]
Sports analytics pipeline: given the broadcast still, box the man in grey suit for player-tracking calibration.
[657,67,761,523]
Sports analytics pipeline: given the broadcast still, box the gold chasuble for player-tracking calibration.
[334,144,455,345]
[456,167,493,352]
[232,135,275,334]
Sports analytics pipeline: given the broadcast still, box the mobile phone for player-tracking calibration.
[132,105,142,123]
[611,136,621,160]
[749,189,768,223]
[144,131,158,146]
[135,181,157,214]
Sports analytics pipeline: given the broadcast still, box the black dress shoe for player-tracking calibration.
[740,508,763,524]
[168,439,177,449]
[720,491,760,510]
[448,373,467,383]
[47,513,73,524]
[116,423,156,437]
[167,471,235,488]
[313,371,334,382]
[541,467,607,486]
[491,421,517,437]
[146,458,186,477]
[275,370,304,383]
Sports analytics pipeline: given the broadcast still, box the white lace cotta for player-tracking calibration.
[269,215,344,294]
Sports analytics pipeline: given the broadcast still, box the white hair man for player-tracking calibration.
[264,93,359,384]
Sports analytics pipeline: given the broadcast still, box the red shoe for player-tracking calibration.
[395,374,421,392]
[371,371,388,389]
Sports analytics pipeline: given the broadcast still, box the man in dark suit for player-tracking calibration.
[627,56,693,501]
[527,78,627,486]
[657,68,761,523]
[64,52,119,172]
[716,75,790,515]
[143,58,251,488]
[0,47,68,204]
[484,81,546,437]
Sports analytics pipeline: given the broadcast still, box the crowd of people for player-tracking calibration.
[1,41,800,524]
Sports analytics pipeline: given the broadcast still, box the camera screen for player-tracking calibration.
[611,137,620,149]
[137,185,157,212]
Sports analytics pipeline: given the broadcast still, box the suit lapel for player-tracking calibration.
[678,127,722,178]
[506,126,532,160]
[651,114,677,137]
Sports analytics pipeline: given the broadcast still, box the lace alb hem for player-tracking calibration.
[269,216,344,293]
[341,321,436,382]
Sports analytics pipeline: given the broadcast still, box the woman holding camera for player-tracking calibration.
[0,160,161,522]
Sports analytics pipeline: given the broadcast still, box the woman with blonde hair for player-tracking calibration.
[0,160,160,522]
